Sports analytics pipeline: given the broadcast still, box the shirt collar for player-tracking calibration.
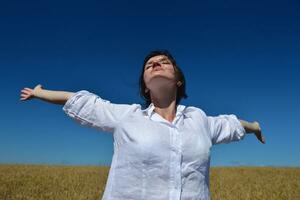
[142,103,186,118]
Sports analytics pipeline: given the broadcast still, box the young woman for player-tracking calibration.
[20,50,265,200]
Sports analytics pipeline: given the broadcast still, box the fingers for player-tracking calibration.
[20,93,29,100]
[261,135,266,144]
[253,121,265,144]
[20,87,34,101]
[20,90,31,95]
[20,95,29,101]
[256,132,266,144]
[259,131,266,144]
[24,88,33,92]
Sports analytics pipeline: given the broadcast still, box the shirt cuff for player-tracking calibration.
[228,114,246,140]
[62,90,90,114]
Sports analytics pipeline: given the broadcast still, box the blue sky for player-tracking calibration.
[0,0,299,167]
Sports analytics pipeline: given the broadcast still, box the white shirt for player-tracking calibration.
[63,90,246,200]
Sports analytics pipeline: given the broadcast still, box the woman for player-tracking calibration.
[20,50,265,200]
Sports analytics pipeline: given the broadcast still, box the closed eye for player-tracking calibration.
[145,59,171,69]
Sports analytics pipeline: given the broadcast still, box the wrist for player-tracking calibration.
[252,121,261,133]
[33,88,43,98]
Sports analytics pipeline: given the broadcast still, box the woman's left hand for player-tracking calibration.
[253,121,266,144]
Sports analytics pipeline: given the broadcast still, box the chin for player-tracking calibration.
[146,76,176,90]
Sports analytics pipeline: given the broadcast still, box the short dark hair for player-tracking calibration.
[139,50,188,107]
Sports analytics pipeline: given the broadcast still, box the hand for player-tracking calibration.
[20,84,43,101]
[253,121,266,144]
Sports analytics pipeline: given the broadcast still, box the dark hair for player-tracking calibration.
[139,50,188,107]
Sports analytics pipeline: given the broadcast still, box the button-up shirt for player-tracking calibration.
[63,90,246,200]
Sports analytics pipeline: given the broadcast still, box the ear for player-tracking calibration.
[177,81,182,87]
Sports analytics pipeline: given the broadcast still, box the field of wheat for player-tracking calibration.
[0,164,299,200]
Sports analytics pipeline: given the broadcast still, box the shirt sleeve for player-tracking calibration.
[207,114,246,145]
[62,90,135,133]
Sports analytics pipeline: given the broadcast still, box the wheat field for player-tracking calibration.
[0,165,299,200]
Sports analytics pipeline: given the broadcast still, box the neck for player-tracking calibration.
[150,89,177,123]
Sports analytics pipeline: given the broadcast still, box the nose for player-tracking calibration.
[152,61,161,68]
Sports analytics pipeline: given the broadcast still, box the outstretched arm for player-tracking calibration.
[239,119,266,144]
[20,84,75,105]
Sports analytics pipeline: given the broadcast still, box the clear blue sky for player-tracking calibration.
[0,0,299,167]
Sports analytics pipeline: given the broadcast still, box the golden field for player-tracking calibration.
[0,165,299,200]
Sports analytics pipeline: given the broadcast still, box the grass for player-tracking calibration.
[210,167,300,200]
[0,165,299,199]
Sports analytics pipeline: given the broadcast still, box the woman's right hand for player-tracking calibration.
[20,84,43,101]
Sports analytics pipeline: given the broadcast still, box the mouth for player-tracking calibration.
[153,67,163,71]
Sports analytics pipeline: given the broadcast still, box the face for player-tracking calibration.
[143,55,177,92]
